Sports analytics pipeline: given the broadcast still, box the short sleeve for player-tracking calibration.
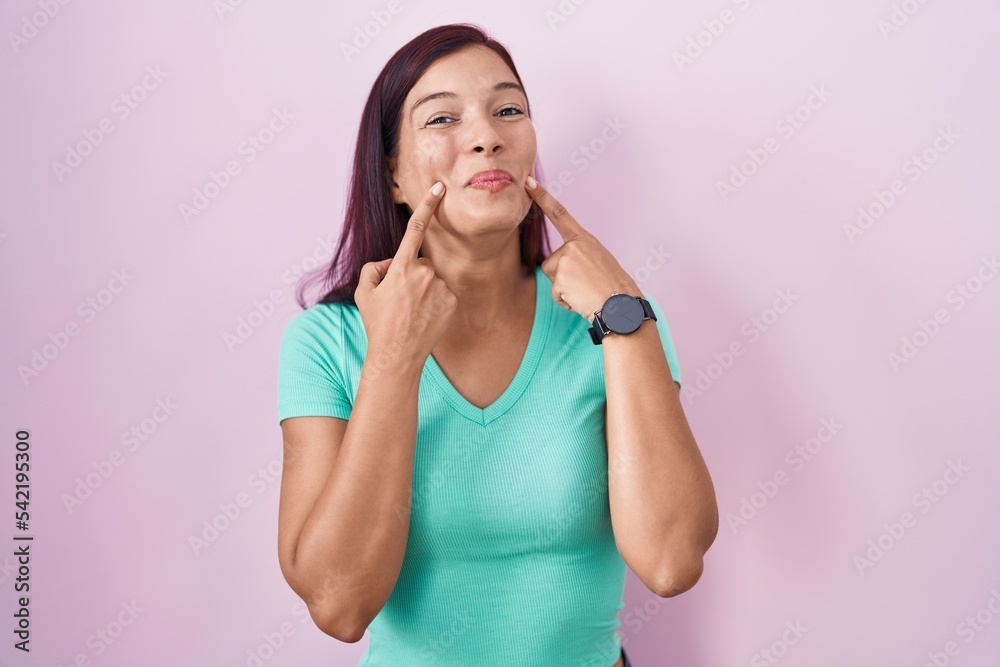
[277,306,353,424]
[644,295,682,390]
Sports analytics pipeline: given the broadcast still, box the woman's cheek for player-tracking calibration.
[431,196,454,230]
[411,134,441,168]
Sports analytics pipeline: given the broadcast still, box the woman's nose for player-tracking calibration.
[466,113,504,153]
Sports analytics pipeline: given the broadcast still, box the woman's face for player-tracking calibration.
[387,45,537,239]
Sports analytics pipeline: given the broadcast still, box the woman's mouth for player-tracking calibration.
[467,177,513,193]
[466,169,514,193]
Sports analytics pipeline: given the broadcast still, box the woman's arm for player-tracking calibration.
[602,305,719,598]
[519,176,717,597]
[278,183,454,641]
[277,359,423,642]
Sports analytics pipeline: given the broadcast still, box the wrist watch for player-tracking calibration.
[588,293,657,345]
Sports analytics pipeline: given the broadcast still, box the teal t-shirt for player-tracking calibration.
[277,264,681,667]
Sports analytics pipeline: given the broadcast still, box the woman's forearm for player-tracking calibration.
[290,356,423,639]
[603,314,719,597]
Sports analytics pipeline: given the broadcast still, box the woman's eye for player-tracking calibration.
[426,105,524,126]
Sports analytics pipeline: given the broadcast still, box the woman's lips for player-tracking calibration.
[467,176,513,192]
[466,169,514,192]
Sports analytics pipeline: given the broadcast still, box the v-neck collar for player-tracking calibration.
[423,265,552,426]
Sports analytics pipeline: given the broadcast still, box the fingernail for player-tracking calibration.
[431,181,444,195]
[525,175,537,189]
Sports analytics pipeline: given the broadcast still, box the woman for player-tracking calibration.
[276,23,718,666]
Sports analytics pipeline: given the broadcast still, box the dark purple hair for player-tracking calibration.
[294,23,553,309]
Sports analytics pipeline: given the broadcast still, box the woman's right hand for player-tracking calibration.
[355,181,457,375]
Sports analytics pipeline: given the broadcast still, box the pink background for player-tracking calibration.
[2,1,999,665]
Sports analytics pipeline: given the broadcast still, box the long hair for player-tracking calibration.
[295,23,552,309]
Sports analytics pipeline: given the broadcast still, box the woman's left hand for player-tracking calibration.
[525,175,641,323]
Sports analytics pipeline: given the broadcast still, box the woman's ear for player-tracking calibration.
[385,156,407,205]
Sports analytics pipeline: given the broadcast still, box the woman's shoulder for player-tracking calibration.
[277,301,359,423]
[281,299,357,347]
[288,297,359,326]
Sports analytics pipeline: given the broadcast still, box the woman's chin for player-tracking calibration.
[440,208,528,233]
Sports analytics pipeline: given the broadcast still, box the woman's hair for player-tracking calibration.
[295,22,553,309]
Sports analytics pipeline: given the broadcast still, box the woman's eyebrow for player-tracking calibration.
[409,81,525,119]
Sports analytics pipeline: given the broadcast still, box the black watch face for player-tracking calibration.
[602,294,645,334]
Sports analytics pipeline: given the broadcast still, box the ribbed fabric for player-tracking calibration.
[277,265,681,667]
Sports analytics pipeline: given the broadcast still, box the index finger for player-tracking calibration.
[395,181,445,261]
[525,176,586,242]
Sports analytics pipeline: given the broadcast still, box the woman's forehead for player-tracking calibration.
[409,47,516,98]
